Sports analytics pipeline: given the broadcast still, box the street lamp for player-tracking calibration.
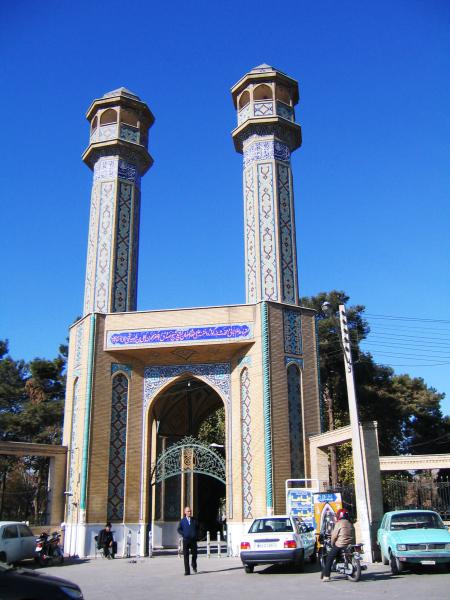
[321,302,373,562]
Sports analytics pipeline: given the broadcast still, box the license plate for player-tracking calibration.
[257,543,276,549]
[421,560,435,565]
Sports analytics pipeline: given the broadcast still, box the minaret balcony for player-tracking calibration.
[238,100,295,126]
[90,124,145,147]
[276,101,294,121]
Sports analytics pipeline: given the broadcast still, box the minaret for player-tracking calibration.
[231,65,302,305]
[82,88,154,314]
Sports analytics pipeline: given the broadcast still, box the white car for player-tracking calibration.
[240,515,316,573]
[0,522,36,564]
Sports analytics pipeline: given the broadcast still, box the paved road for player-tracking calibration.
[37,555,449,600]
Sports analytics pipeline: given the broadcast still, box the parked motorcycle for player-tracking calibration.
[319,533,366,582]
[35,531,64,567]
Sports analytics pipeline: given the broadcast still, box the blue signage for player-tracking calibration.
[107,323,252,348]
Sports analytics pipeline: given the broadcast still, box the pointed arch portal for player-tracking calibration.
[146,372,229,545]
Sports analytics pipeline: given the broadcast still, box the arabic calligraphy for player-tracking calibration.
[108,324,252,347]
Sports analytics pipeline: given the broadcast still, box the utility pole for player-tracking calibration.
[338,304,372,562]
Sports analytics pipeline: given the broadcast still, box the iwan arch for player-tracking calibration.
[63,65,322,557]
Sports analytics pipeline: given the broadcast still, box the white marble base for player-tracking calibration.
[63,522,145,558]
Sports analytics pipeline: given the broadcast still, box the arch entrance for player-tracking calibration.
[149,377,226,547]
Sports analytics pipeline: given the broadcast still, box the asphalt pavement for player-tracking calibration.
[35,555,449,600]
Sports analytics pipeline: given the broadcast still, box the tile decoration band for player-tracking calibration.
[107,323,253,348]
[243,139,290,169]
[241,367,253,519]
[107,373,128,522]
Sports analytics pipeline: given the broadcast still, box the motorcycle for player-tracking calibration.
[319,533,366,582]
[35,531,64,566]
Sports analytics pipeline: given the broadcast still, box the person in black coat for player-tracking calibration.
[177,506,199,575]
[97,522,115,558]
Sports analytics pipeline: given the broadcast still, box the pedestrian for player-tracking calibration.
[321,508,355,581]
[177,506,199,575]
[97,522,115,559]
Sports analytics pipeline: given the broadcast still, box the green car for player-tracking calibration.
[377,510,450,574]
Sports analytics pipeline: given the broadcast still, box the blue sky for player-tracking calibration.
[1,1,449,414]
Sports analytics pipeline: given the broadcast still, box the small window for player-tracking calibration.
[18,524,34,538]
[238,91,250,109]
[276,85,291,104]
[100,109,118,126]
[121,109,138,127]
[254,84,273,101]
[91,116,98,131]
[2,525,18,539]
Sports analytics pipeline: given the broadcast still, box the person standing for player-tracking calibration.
[321,508,355,581]
[177,506,199,575]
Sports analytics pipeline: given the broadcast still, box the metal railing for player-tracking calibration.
[382,478,450,519]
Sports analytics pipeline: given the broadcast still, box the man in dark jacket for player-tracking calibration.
[177,506,199,575]
[98,522,115,559]
[322,509,355,581]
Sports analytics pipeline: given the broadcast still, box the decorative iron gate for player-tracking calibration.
[151,436,226,485]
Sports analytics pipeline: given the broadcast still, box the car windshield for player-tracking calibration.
[249,518,293,533]
[390,512,446,530]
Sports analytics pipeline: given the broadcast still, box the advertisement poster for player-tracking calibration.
[286,489,315,530]
[313,492,343,536]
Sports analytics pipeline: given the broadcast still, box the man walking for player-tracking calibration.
[177,506,199,575]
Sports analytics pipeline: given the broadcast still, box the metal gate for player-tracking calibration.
[151,436,226,485]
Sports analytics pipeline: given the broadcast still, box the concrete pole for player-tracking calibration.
[338,305,373,562]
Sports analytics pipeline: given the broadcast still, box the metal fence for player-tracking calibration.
[382,478,450,520]
[327,479,450,521]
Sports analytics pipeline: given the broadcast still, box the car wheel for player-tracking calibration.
[389,551,403,575]
[0,552,6,564]
[294,550,305,573]
[244,564,254,574]
[309,546,317,563]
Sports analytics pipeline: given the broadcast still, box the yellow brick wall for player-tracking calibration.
[268,303,291,514]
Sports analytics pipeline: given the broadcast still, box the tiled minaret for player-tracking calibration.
[82,88,154,314]
[231,65,302,305]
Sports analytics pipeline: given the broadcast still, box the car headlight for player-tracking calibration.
[396,544,407,551]
[60,586,83,599]
[445,543,450,551]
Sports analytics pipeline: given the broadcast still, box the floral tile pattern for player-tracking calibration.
[107,373,129,522]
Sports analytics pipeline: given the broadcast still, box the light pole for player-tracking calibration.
[321,302,373,562]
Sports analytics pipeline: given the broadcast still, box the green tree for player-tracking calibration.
[391,374,449,455]
[0,340,27,439]
[0,340,66,522]
[197,407,225,446]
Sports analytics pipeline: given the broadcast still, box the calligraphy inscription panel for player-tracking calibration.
[106,323,253,348]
